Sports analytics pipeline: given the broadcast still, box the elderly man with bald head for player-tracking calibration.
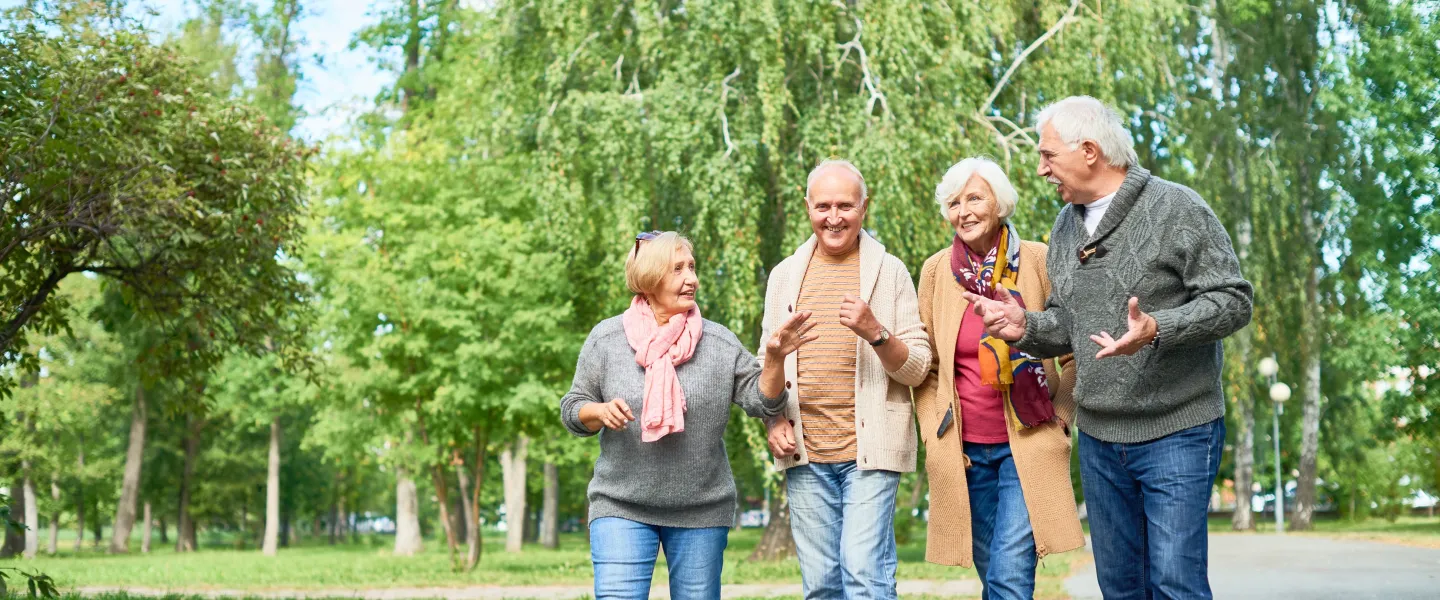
[758,159,931,600]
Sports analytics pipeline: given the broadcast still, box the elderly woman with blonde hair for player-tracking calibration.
[560,231,816,600]
[912,159,1084,599]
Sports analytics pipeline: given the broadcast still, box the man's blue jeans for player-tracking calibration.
[965,442,1038,600]
[1079,418,1225,600]
[589,516,729,600]
[786,461,901,600]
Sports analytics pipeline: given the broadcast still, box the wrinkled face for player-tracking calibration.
[648,246,699,317]
[807,168,867,255]
[946,174,1004,252]
[1036,122,1093,204]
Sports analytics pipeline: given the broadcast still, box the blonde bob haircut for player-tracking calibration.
[625,231,694,297]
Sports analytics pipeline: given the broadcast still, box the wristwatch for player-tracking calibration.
[869,328,890,347]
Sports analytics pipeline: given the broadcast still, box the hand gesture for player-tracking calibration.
[839,294,883,342]
[767,418,798,459]
[1090,297,1158,359]
[959,289,1027,341]
[584,398,635,431]
[766,310,818,360]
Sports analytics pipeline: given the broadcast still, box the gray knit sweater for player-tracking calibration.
[560,316,785,528]
[1017,166,1253,444]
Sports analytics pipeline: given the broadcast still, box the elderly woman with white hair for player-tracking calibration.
[560,231,817,600]
[912,158,1083,599]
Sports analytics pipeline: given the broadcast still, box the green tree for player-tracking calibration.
[0,12,314,395]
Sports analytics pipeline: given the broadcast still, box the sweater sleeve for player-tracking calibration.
[732,346,787,418]
[912,255,943,439]
[559,329,605,437]
[885,256,932,387]
[1148,196,1255,349]
[1016,243,1074,359]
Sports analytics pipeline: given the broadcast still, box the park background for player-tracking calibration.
[1,0,1437,597]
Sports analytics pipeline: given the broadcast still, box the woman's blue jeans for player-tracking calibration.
[964,442,1038,600]
[589,516,729,600]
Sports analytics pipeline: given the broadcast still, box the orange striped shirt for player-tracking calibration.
[796,247,860,463]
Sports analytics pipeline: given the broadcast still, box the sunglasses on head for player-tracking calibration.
[633,230,662,256]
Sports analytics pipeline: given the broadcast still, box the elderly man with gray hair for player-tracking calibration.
[760,159,931,600]
[964,96,1253,600]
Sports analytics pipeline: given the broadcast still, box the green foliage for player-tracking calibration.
[0,16,315,391]
[0,566,59,599]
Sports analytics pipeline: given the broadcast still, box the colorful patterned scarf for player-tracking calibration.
[949,223,1057,430]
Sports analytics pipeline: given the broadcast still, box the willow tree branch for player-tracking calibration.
[978,0,1083,115]
[837,18,889,120]
[719,67,742,158]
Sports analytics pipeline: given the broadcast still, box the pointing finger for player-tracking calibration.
[1128,297,1141,320]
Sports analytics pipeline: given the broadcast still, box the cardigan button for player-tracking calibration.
[792,454,801,461]
[788,419,795,427]
[785,381,792,389]
[788,304,793,312]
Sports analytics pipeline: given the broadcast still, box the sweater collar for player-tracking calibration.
[1081,165,1151,243]
[791,229,885,303]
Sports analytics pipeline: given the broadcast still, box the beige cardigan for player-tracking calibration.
[759,231,932,473]
[914,241,1084,566]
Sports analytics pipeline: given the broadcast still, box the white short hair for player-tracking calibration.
[934,157,1018,221]
[805,159,868,206]
[1034,96,1138,167]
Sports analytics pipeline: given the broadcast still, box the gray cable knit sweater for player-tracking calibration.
[1017,166,1253,444]
[560,315,785,528]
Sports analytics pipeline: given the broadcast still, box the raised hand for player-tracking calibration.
[839,294,884,342]
[959,289,1027,341]
[766,310,818,360]
[1090,297,1158,359]
[766,418,798,459]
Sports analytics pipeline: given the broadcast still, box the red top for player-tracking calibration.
[956,310,1009,443]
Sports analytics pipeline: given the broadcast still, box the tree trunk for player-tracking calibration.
[1,476,24,558]
[336,489,347,543]
[48,476,60,555]
[263,416,282,555]
[237,498,247,550]
[748,480,796,561]
[1292,338,1322,530]
[393,468,424,556]
[141,501,153,554]
[1231,323,1256,531]
[159,516,169,545]
[281,507,292,548]
[430,465,458,558]
[464,426,489,571]
[177,412,200,552]
[74,440,85,553]
[501,436,528,553]
[110,385,148,553]
[540,462,559,549]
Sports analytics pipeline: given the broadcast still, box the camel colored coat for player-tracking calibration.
[914,240,1084,567]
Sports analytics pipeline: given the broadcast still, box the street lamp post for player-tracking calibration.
[1258,355,1291,534]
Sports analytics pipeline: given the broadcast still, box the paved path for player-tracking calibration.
[1064,534,1440,599]
[80,579,977,599]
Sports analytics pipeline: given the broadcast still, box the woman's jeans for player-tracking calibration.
[964,442,1038,600]
[786,461,902,600]
[589,516,729,600]
[1079,418,1226,600]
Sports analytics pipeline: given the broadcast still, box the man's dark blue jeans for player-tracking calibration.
[1079,418,1225,600]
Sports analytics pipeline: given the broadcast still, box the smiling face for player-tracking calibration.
[647,246,699,319]
[806,167,867,256]
[946,174,1004,254]
[1037,122,1101,205]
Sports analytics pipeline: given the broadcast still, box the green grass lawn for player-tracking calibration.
[1206,514,1440,547]
[16,528,1082,598]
